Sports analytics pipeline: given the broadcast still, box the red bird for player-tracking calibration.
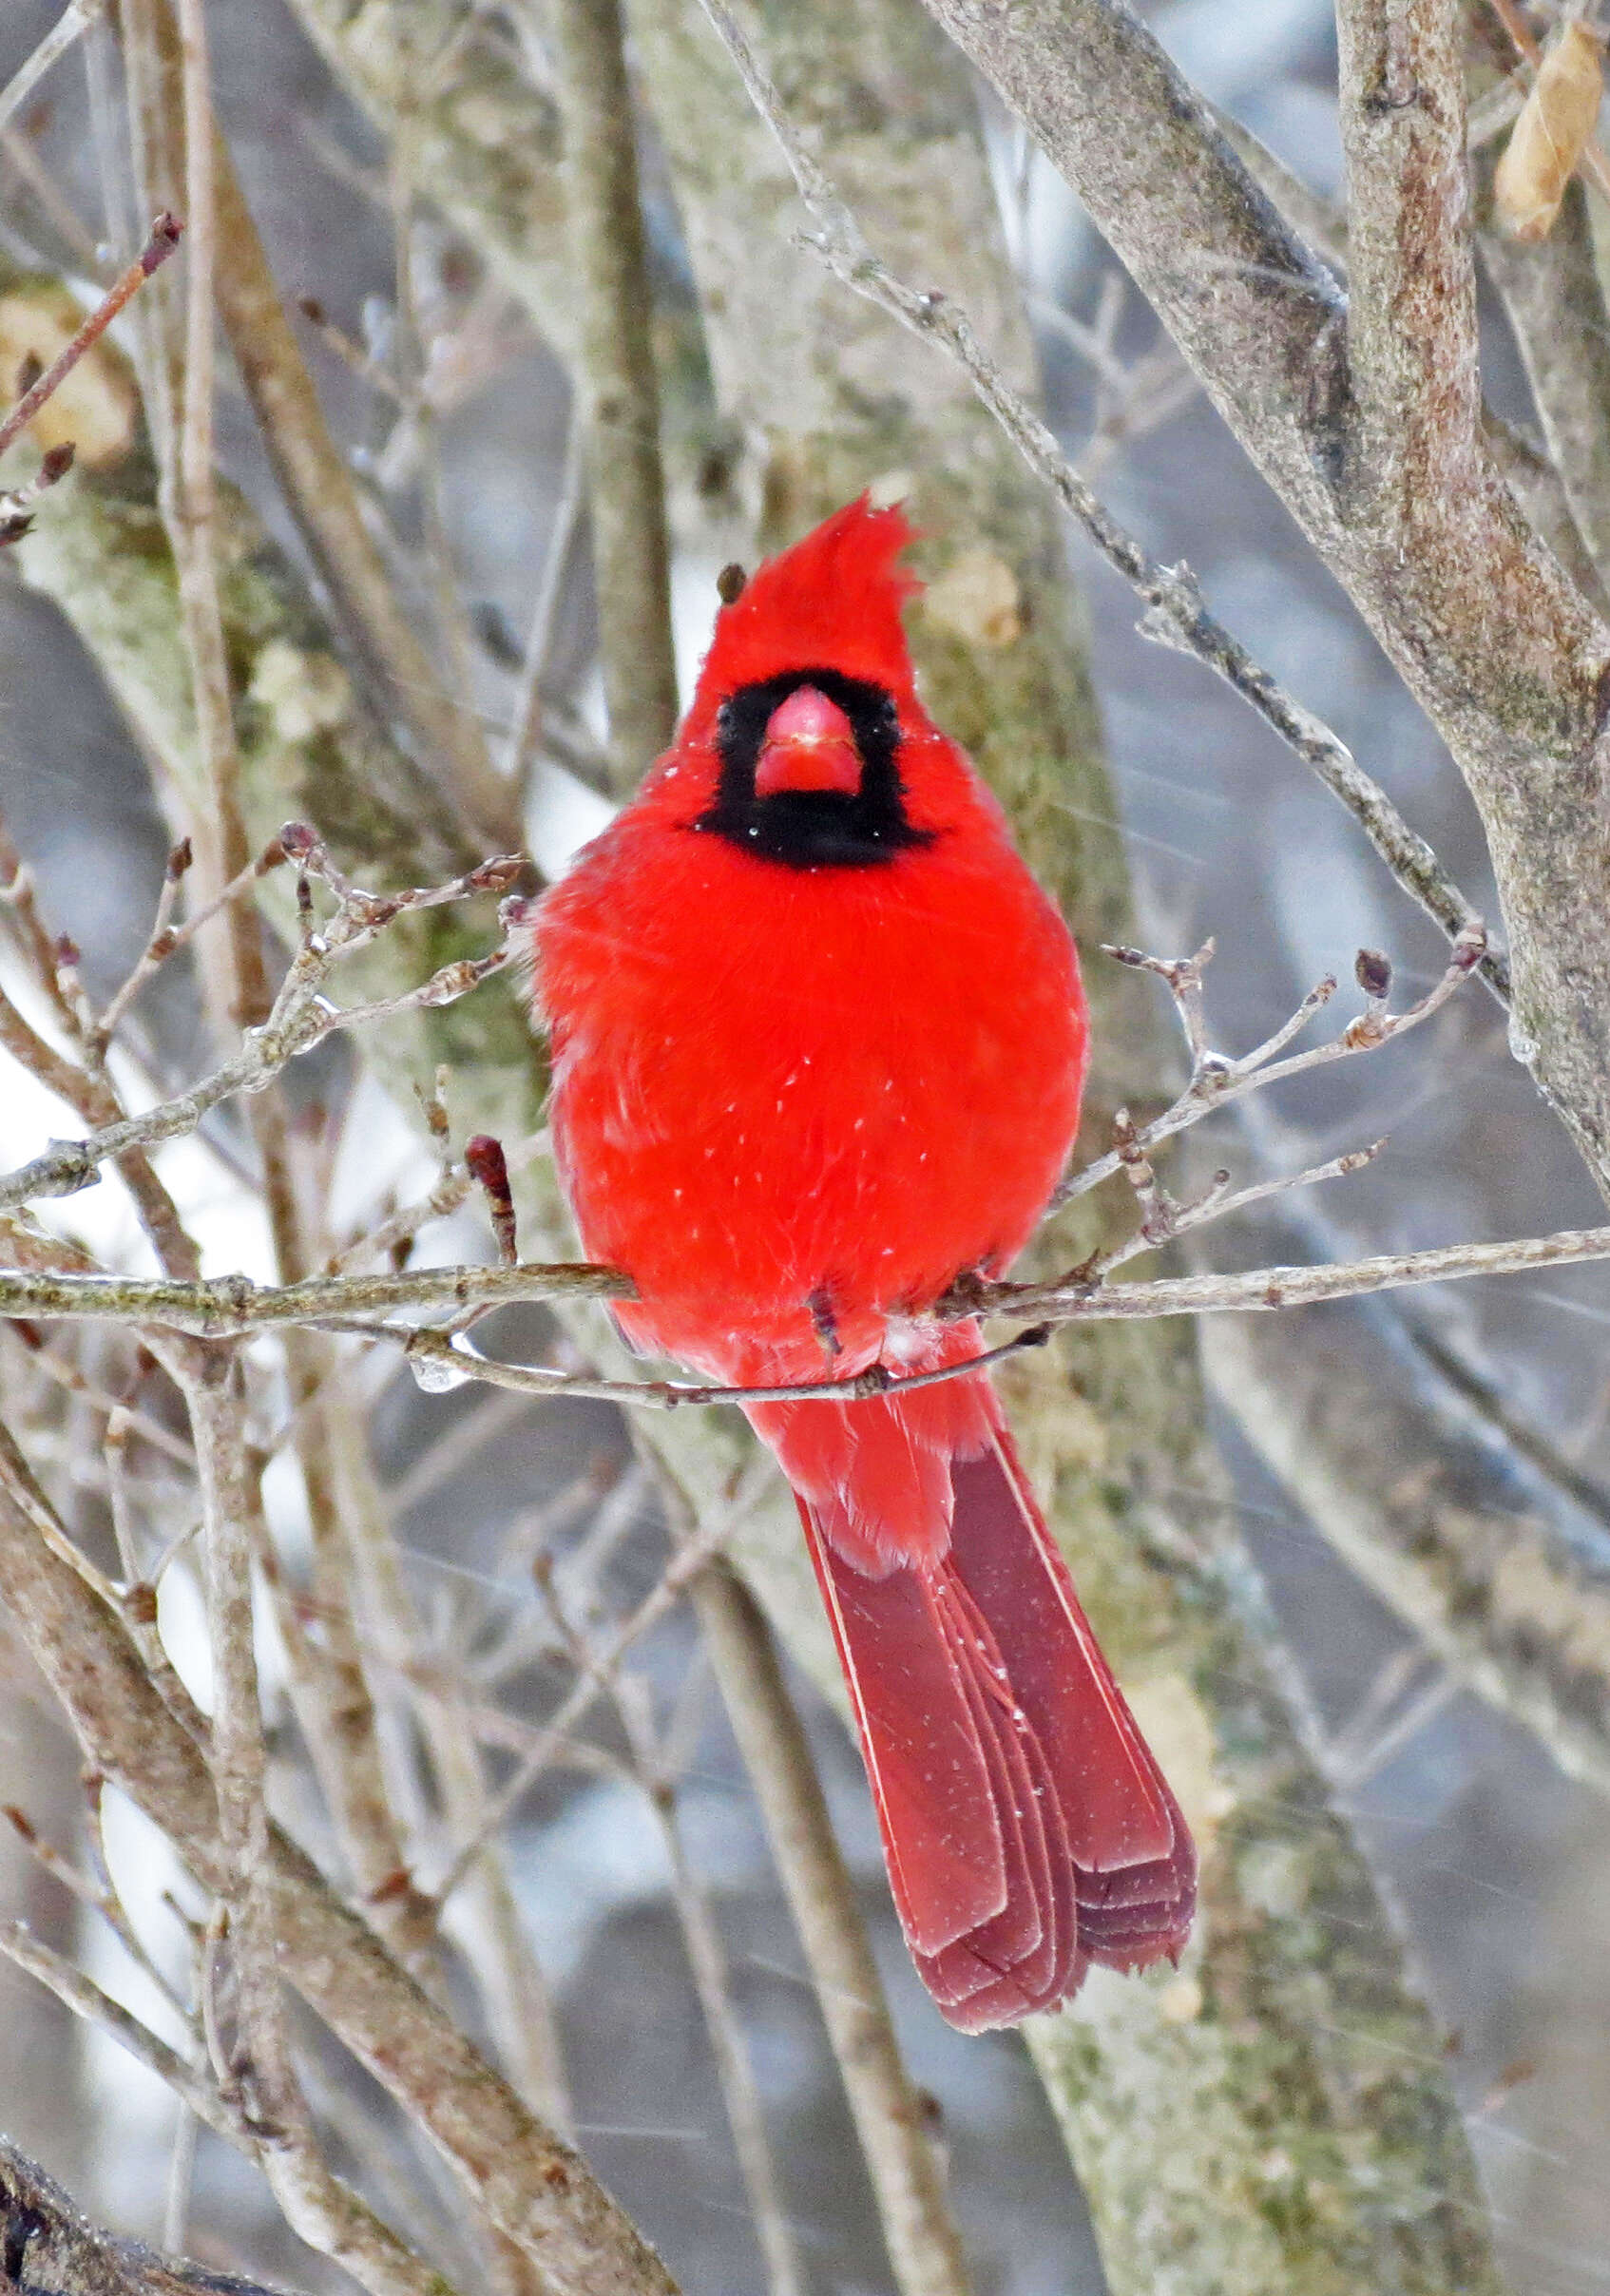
[530,499,1195,2028]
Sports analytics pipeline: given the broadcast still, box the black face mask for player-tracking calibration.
[695,667,933,870]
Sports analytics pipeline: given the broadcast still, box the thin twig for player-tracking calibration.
[1079,1133,1382,1288]
[1,119,105,273]
[185,1348,437,2296]
[90,833,286,1060]
[3,1791,192,2022]
[165,0,267,1031]
[0,845,519,1215]
[393,1319,1055,1407]
[506,409,587,793]
[0,817,86,1042]
[0,1922,237,2141]
[0,210,182,462]
[0,441,77,546]
[0,0,110,137]
[183,1353,286,2113]
[9,1214,1610,1362]
[970,1227,1610,1324]
[682,1551,973,2296]
[385,136,499,779]
[1056,919,1483,1205]
[328,1156,476,1273]
[536,1546,806,2295]
[429,1494,745,1908]
[0,1343,682,2296]
[163,2102,201,2260]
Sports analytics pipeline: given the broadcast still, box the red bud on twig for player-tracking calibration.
[467,1134,519,1265]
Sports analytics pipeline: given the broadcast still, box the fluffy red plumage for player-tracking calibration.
[529,498,1195,2028]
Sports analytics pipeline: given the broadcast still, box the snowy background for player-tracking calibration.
[0,2,1606,2291]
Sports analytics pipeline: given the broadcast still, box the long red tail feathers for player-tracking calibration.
[788,1383,1195,2032]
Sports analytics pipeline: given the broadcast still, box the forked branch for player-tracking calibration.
[691,0,1508,1004]
[3,864,1600,1402]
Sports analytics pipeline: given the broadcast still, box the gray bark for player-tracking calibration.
[628,4,1503,2288]
[918,0,1610,1197]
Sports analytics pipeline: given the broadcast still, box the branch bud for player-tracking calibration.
[1353,947,1392,1002]
[467,1133,519,1265]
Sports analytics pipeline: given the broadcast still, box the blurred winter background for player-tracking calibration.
[0,1,1606,2291]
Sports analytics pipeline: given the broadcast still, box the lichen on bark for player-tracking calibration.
[623,4,1503,2288]
[3,256,537,1144]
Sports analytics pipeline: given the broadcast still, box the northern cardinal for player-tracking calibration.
[530,498,1195,2028]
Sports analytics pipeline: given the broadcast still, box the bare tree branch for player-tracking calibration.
[972,1222,1610,1324]
[913,0,1610,1191]
[0,1194,1602,1355]
[630,12,1506,2290]
[1215,96,1610,603]
[0,2135,289,2296]
[0,1924,235,2148]
[0,211,180,463]
[1476,153,1610,602]
[0,1920,449,2296]
[0,842,519,1217]
[1204,1268,1610,1801]
[0,1424,683,2296]
[684,1555,973,2296]
[1335,0,1484,563]
[691,0,1508,1005]
[533,1515,808,2296]
[0,1,110,139]
[182,1347,443,2296]
[0,1264,622,1334]
[550,0,679,787]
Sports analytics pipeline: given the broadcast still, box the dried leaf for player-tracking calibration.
[921,547,1023,647]
[1493,22,1605,243]
[0,290,137,468]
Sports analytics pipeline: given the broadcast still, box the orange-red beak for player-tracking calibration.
[753,685,862,798]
